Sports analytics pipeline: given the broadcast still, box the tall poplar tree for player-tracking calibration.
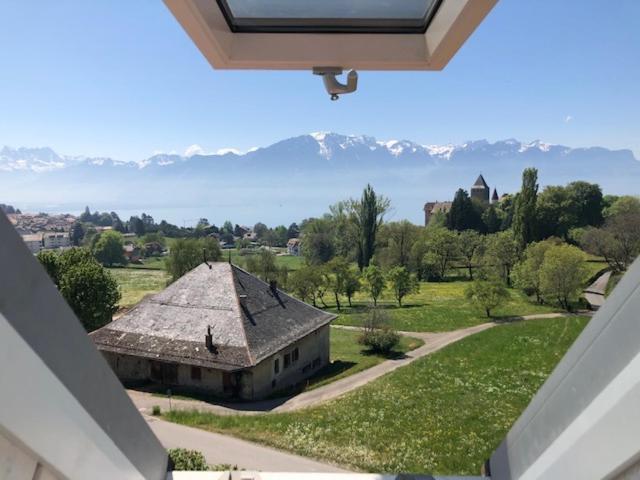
[513,168,539,250]
[353,185,390,270]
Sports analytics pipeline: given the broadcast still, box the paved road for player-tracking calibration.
[584,270,612,309]
[147,415,349,472]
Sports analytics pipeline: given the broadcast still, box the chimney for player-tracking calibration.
[269,280,278,292]
[205,325,213,351]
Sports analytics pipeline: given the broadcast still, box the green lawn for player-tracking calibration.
[165,315,590,475]
[125,256,167,270]
[331,281,558,332]
[108,268,169,308]
[301,327,423,392]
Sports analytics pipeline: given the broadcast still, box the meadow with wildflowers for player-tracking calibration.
[165,316,589,474]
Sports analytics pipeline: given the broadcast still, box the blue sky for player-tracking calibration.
[1,0,639,161]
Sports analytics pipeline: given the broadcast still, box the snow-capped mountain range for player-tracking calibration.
[2,133,634,173]
[1,133,637,225]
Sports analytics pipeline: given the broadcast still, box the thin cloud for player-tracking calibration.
[564,115,573,123]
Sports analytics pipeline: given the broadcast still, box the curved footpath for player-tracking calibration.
[129,312,568,416]
[584,270,612,309]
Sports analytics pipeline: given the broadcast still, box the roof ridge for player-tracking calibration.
[229,263,256,366]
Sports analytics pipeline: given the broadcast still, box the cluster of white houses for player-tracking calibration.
[20,231,71,254]
[91,262,335,400]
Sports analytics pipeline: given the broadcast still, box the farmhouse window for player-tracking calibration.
[284,353,291,368]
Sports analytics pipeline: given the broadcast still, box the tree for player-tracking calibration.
[352,184,390,270]
[272,225,289,247]
[287,222,300,239]
[70,222,85,246]
[422,228,458,281]
[301,217,335,264]
[362,265,385,306]
[37,247,120,331]
[605,213,640,268]
[375,220,420,269]
[342,267,361,307]
[253,222,268,239]
[325,257,350,310]
[244,249,279,283]
[386,266,419,306]
[457,230,484,280]
[483,231,519,285]
[539,244,588,310]
[37,250,61,285]
[512,239,559,303]
[512,168,539,250]
[447,189,483,232]
[482,205,501,234]
[290,265,324,307]
[566,181,604,228]
[92,230,126,266]
[465,280,509,317]
[59,261,120,331]
[129,216,145,236]
[604,196,640,218]
[165,238,222,281]
[580,227,626,272]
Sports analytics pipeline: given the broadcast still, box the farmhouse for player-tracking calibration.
[91,262,335,400]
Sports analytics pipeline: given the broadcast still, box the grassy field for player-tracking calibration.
[165,315,590,475]
[126,256,167,270]
[108,268,169,308]
[330,281,558,332]
[302,328,423,392]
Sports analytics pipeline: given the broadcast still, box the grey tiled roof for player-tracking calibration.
[91,263,335,369]
[472,174,489,189]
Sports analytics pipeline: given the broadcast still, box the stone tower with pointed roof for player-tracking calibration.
[470,174,490,204]
[491,187,499,203]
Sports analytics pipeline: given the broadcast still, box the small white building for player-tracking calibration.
[21,234,43,254]
[287,238,301,256]
[43,231,70,249]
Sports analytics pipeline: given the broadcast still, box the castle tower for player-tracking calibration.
[491,187,499,204]
[470,174,490,204]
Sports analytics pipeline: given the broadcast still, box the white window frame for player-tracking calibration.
[163,0,498,71]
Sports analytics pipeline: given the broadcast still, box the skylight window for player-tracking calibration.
[216,0,442,33]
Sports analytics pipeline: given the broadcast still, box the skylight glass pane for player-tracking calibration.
[217,0,442,33]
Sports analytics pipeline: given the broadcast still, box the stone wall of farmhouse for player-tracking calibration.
[251,324,331,399]
[100,323,330,400]
[101,352,228,396]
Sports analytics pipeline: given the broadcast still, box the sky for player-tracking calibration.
[0,1,639,162]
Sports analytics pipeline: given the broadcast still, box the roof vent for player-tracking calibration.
[205,325,214,351]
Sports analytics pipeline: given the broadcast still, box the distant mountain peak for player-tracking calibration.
[0,134,636,174]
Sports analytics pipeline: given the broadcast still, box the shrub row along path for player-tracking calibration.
[129,313,568,417]
[584,270,612,309]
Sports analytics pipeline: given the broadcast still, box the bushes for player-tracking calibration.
[168,448,209,471]
[151,405,161,416]
[358,310,400,354]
